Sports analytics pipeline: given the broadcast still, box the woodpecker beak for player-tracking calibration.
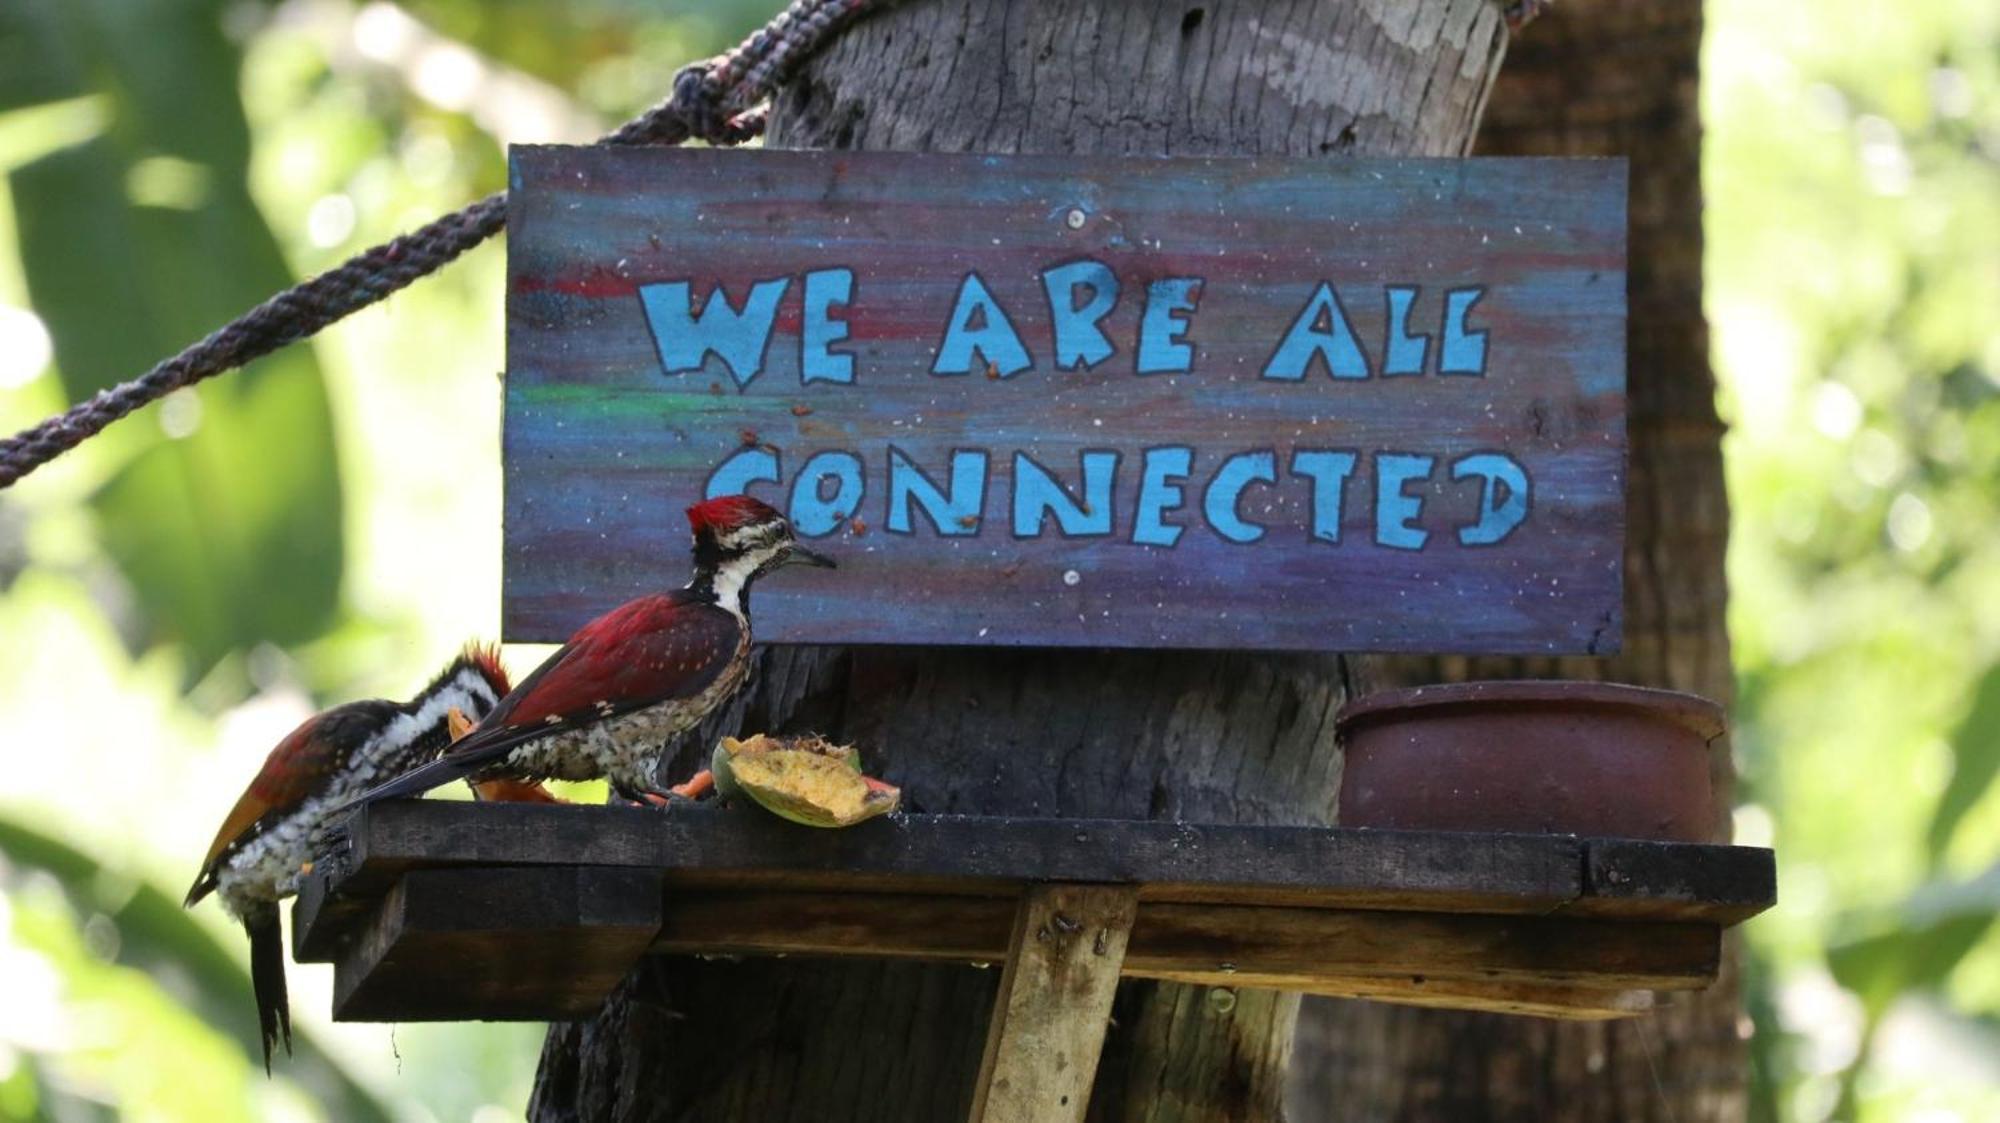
[785,545,837,569]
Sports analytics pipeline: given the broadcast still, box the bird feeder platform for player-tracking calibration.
[293,800,1772,1026]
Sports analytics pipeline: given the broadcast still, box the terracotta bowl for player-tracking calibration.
[1335,681,1726,843]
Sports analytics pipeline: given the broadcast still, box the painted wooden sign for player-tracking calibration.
[505,148,1626,653]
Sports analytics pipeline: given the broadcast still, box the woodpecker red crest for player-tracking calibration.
[686,494,780,537]
[185,644,511,1071]
[347,495,835,807]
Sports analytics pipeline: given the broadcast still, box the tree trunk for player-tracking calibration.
[1287,3,1744,1121]
[530,1,1510,1120]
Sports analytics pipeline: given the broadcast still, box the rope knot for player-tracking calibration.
[673,58,735,144]
[0,0,884,490]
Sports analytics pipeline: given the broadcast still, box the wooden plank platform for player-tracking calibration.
[291,801,1773,1024]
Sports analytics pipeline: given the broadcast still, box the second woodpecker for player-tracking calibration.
[186,645,512,1069]
[348,495,835,806]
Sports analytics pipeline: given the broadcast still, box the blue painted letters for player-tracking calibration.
[1134,447,1193,547]
[1042,259,1119,370]
[1291,450,1358,543]
[1383,286,1428,376]
[639,277,789,388]
[888,447,989,535]
[790,451,865,538]
[706,446,781,498]
[1452,452,1529,545]
[934,273,1033,377]
[1374,453,1435,550]
[1263,283,1371,380]
[1136,278,1201,374]
[1440,287,1489,376]
[1205,450,1278,543]
[1013,451,1116,537]
[801,268,855,384]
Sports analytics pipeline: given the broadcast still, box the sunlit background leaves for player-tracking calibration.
[1707,0,2000,1119]
[0,0,1994,1119]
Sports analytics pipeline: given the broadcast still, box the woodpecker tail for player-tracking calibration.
[340,719,554,812]
[244,903,292,1073]
[339,752,481,808]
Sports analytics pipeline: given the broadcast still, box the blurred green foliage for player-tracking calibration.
[0,0,1994,1119]
[1709,0,2000,1118]
[3,0,343,675]
[0,1,761,1117]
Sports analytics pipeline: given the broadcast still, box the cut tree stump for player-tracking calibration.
[293,801,1772,1026]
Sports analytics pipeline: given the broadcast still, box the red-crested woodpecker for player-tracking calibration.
[185,645,511,1070]
[346,495,835,807]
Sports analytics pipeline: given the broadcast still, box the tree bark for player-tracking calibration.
[1287,3,1744,1121]
[530,2,1510,1120]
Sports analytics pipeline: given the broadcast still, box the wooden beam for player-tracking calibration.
[652,890,1678,1020]
[1139,972,1657,1021]
[970,885,1138,1123]
[334,803,1584,912]
[1569,838,1779,924]
[287,804,1772,1024]
[331,865,662,1022]
[304,802,1773,927]
[651,889,1716,988]
[1125,904,1718,991]
[653,890,1017,964]
[314,879,1718,1023]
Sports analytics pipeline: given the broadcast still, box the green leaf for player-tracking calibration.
[0,814,394,1122]
[3,0,343,674]
[1828,863,2000,1018]
[1928,660,2000,862]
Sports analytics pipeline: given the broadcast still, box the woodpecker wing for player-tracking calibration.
[186,701,400,907]
[349,593,744,803]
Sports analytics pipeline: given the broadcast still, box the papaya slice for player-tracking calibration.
[712,734,900,828]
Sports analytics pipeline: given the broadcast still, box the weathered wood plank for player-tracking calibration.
[650,890,1669,1020]
[970,885,1138,1123]
[1140,973,1657,1022]
[652,890,1017,963]
[1125,904,1718,991]
[291,862,341,962]
[290,803,1770,1023]
[1569,837,1778,924]
[337,879,1700,1023]
[505,147,1627,655]
[330,865,662,1022]
[650,891,1717,988]
[329,800,1591,906]
[294,803,1773,957]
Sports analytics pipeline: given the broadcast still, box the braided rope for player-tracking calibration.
[0,0,883,490]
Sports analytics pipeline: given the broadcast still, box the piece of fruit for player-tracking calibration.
[711,734,900,827]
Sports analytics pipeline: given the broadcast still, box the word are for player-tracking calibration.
[706,444,1530,550]
[638,262,1491,386]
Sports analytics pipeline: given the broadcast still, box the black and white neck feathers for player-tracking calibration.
[686,520,792,619]
[365,660,508,773]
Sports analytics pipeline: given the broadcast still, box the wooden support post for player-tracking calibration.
[970,884,1139,1123]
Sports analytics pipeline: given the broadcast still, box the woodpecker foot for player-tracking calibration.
[615,782,679,810]
[670,769,715,801]
[614,771,713,810]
